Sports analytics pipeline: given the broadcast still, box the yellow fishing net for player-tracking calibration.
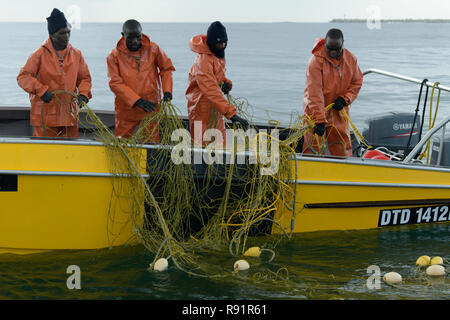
[48,91,319,282]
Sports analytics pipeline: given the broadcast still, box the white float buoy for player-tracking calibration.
[430,256,444,265]
[234,259,250,271]
[426,265,446,277]
[415,255,431,267]
[153,258,169,271]
[243,247,261,257]
[383,272,402,285]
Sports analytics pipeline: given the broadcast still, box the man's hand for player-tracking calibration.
[134,99,157,112]
[41,90,53,103]
[78,95,89,108]
[163,92,172,101]
[332,97,346,111]
[221,81,231,95]
[230,115,249,130]
[313,122,326,136]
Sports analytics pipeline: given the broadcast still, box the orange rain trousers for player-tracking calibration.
[114,119,159,143]
[32,125,79,138]
[302,38,363,157]
[186,34,236,146]
[107,34,175,142]
[17,38,92,138]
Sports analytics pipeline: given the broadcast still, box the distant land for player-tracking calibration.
[330,18,450,23]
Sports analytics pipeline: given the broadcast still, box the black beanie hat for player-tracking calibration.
[206,21,228,58]
[206,21,228,44]
[47,8,68,35]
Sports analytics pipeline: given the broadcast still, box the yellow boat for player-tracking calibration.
[0,137,146,254]
[273,140,450,234]
[0,69,449,254]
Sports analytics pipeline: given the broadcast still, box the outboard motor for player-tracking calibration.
[362,113,421,157]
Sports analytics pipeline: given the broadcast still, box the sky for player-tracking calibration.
[0,0,450,22]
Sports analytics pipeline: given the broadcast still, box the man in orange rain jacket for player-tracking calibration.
[17,8,92,138]
[186,21,248,146]
[107,19,175,142]
[302,28,363,157]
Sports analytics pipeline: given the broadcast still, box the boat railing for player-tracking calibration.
[364,68,450,167]
[403,115,450,164]
[363,68,450,93]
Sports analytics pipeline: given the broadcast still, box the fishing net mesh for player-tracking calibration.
[52,91,315,280]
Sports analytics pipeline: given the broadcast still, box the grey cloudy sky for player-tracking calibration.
[0,0,449,22]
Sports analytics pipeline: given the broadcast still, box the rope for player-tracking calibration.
[406,79,428,153]
[418,82,430,142]
[307,102,372,152]
[40,90,83,137]
[419,82,441,163]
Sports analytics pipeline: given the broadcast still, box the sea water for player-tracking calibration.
[2,22,450,128]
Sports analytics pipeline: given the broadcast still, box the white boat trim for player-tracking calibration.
[0,137,107,147]
[294,155,450,173]
[286,180,450,189]
[0,137,258,158]
[0,169,149,178]
[363,68,450,93]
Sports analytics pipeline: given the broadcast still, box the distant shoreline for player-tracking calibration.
[330,18,450,23]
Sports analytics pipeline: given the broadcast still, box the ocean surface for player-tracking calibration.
[2,22,450,129]
[0,22,449,302]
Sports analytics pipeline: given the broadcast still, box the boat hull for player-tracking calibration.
[0,139,146,254]
[272,156,450,234]
[2,139,450,254]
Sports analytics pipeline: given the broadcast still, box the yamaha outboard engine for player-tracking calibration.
[362,113,421,157]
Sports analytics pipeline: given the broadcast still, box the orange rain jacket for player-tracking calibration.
[17,38,92,128]
[186,34,236,145]
[302,38,363,157]
[107,34,175,123]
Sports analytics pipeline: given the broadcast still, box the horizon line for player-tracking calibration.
[0,17,450,23]
[0,20,329,23]
[1,18,448,23]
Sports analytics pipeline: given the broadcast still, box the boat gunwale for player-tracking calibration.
[0,169,149,178]
[2,137,450,173]
[0,136,260,158]
[294,154,450,174]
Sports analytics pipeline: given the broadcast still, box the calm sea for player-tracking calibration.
[2,22,450,128]
[0,23,449,302]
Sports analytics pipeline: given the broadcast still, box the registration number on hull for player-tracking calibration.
[378,205,450,227]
